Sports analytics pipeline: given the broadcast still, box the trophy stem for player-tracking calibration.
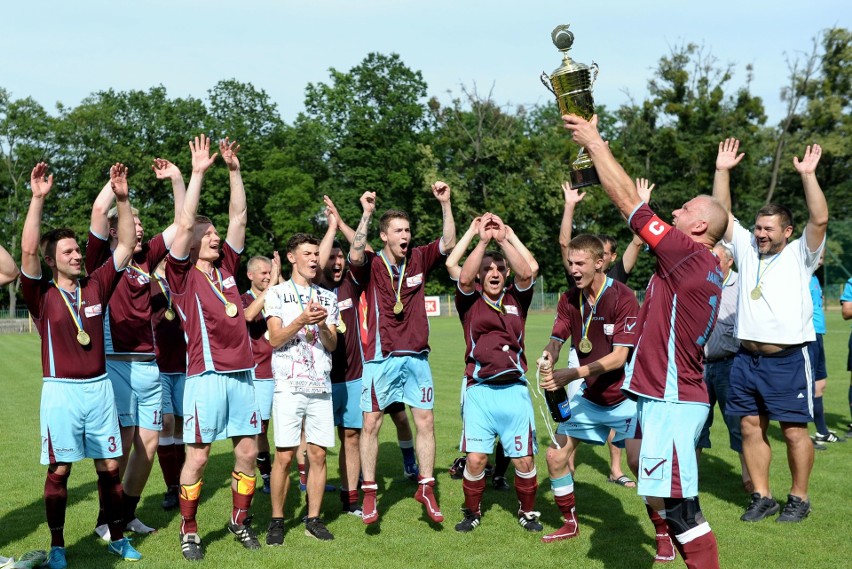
[569,147,600,189]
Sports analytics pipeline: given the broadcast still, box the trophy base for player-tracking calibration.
[570,166,600,189]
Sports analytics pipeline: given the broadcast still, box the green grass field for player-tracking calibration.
[1,312,850,568]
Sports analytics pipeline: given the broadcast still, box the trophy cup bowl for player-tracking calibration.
[541,24,600,189]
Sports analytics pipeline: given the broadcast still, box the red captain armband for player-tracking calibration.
[636,215,672,248]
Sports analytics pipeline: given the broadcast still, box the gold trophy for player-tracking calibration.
[541,24,600,188]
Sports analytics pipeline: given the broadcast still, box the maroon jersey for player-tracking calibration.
[550,278,639,406]
[86,231,168,355]
[22,260,123,380]
[326,273,364,384]
[456,284,534,387]
[241,290,273,380]
[151,273,186,374]
[349,240,444,360]
[621,204,722,404]
[166,242,255,378]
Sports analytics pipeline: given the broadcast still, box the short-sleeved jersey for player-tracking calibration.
[349,240,445,360]
[264,280,339,393]
[241,290,273,380]
[455,282,535,387]
[166,242,254,378]
[325,273,364,384]
[621,204,723,404]
[810,276,826,335]
[22,259,123,380]
[550,278,639,406]
[86,231,168,355]
[727,221,823,344]
[840,279,852,328]
[151,273,186,374]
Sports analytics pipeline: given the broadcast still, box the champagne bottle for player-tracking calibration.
[539,352,571,422]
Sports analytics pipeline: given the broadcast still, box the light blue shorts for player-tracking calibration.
[161,372,186,417]
[254,379,275,421]
[555,385,637,447]
[635,397,708,499]
[107,359,162,431]
[40,376,123,465]
[183,370,261,444]
[460,381,537,458]
[333,379,363,429]
[361,354,434,412]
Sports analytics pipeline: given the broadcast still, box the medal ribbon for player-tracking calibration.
[290,280,317,339]
[153,273,173,312]
[579,277,609,345]
[754,254,780,292]
[378,251,406,308]
[722,270,732,288]
[481,290,506,314]
[195,266,230,309]
[126,262,151,280]
[247,288,266,318]
[54,281,85,336]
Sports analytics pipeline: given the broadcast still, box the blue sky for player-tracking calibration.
[4,1,848,125]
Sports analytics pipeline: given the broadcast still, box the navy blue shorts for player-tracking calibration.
[727,345,814,423]
[847,331,852,372]
[807,334,827,380]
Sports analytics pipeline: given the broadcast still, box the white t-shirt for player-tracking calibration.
[727,221,824,345]
[265,279,339,393]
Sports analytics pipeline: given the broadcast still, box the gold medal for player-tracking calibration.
[164,308,175,321]
[77,330,91,346]
[225,302,238,317]
[578,337,593,354]
[305,330,315,343]
[337,320,347,334]
[750,287,762,301]
[393,300,404,315]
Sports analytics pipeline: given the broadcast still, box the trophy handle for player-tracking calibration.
[540,72,556,95]
[590,62,599,86]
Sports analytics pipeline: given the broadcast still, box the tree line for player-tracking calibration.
[1,28,848,313]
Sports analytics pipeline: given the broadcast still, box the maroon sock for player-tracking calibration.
[340,488,359,507]
[514,473,538,514]
[678,531,720,569]
[645,503,669,534]
[256,452,272,478]
[97,468,125,541]
[45,470,70,547]
[555,492,576,519]
[157,444,180,489]
[122,493,141,525]
[462,477,487,514]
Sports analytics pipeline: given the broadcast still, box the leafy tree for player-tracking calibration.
[0,90,57,313]
[299,53,429,239]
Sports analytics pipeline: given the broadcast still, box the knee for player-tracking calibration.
[464,453,488,474]
[307,444,327,463]
[513,456,535,473]
[412,410,434,431]
[185,448,209,472]
[162,414,175,434]
[545,445,567,468]
[362,413,382,436]
[663,497,708,536]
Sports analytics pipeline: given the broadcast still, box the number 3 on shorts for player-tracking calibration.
[420,387,433,403]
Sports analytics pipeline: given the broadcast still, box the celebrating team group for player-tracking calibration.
[12,111,829,569]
